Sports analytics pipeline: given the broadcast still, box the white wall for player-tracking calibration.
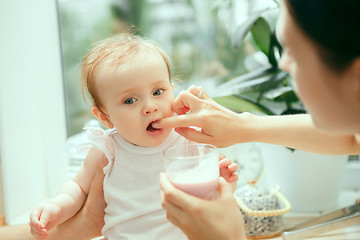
[0,0,67,224]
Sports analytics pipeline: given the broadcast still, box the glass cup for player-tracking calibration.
[164,142,219,200]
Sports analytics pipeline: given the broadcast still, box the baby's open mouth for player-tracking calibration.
[146,120,161,132]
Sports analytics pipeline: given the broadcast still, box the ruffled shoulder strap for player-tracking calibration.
[78,127,115,175]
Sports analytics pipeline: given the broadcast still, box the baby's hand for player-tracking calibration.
[219,154,238,184]
[29,202,61,239]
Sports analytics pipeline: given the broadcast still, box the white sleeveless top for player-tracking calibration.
[79,128,188,240]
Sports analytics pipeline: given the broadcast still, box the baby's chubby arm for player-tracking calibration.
[29,148,107,239]
[29,181,87,239]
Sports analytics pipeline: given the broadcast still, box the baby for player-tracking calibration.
[29,33,238,240]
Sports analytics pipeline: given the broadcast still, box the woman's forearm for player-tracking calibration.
[158,89,360,155]
[245,113,360,155]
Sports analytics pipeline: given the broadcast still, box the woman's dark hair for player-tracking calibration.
[284,0,360,72]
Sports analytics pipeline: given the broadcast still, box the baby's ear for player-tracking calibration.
[92,106,114,129]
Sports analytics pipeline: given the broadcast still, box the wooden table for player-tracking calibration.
[263,189,360,239]
[266,216,360,240]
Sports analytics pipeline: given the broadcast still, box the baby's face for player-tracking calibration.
[96,51,174,147]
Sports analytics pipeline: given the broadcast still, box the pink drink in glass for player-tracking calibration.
[172,178,219,200]
[164,142,220,200]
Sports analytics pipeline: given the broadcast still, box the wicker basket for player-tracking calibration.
[235,181,291,239]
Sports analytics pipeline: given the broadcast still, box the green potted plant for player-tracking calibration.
[212,6,305,116]
[213,5,348,213]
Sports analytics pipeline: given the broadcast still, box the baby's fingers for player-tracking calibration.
[39,210,53,228]
[30,227,48,239]
[226,162,239,183]
[228,162,238,173]
[29,218,48,239]
[228,173,239,182]
[30,208,45,228]
[219,157,231,168]
[219,158,238,174]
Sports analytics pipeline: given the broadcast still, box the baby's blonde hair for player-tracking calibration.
[81,33,172,111]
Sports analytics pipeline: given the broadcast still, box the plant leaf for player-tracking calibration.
[263,86,293,100]
[281,108,306,115]
[254,70,288,95]
[213,66,276,97]
[215,68,288,98]
[267,33,278,67]
[274,88,299,103]
[214,95,274,115]
[250,17,272,57]
[231,8,269,49]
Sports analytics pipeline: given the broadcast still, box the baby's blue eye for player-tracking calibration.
[124,98,136,104]
[153,89,164,96]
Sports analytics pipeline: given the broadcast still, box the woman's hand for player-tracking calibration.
[159,173,246,240]
[155,86,252,148]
